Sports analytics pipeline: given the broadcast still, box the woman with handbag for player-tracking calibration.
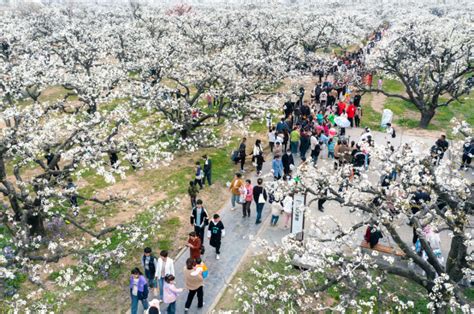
[130,268,149,314]
[253,139,265,176]
[253,178,267,224]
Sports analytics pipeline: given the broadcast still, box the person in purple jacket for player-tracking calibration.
[130,268,149,314]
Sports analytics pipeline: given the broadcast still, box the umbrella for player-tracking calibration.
[316,125,324,131]
[334,116,350,128]
[329,128,337,136]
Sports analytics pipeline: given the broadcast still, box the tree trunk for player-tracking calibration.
[446,234,468,282]
[419,108,435,129]
[27,213,45,236]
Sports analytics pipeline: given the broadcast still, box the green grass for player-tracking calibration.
[76,169,110,199]
[249,119,269,133]
[396,117,421,129]
[465,288,474,301]
[208,138,240,184]
[384,98,417,115]
[375,77,474,132]
[383,78,405,94]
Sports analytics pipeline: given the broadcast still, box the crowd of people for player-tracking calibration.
[125,28,472,314]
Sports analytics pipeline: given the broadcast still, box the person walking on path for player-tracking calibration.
[141,247,158,297]
[347,102,356,127]
[276,117,289,133]
[434,134,449,165]
[242,179,253,218]
[163,274,182,314]
[207,213,225,260]
[270,199,282,226]
[156,250,175,301]
[130,268,149,314]
[290,126,300,155]
[310,136,321,166]
[282,195,293,229]
[183,258,204,312]
[238,137,247,172]
[282,150,294,179]
[194,162,203,189]
[186,232,201,260]
[328,138,336,159]
[145,299,161,314]
[202,155,212,186]
[273,140,283,158]
[253,178,267,224]
[253,139,265,176]
[190,199,209,248]
[272,155,284,180]
[268,127,276,152]
[355,106,362,128]
[187,181,199,209]
[460,139,474,170]
[299,128,311,162]
[229,173,244,210]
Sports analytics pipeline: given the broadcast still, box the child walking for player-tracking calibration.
[163,274,183,314]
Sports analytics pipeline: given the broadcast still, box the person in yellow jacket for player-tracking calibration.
[229,172,244,210]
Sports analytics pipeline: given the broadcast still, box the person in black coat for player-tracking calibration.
[207,214,225,259]
[190,199,209,249]
[202,155,212,186]
[282,150,295,179]
[434,135,449,164]
[238,137,247,172]
[410,189,431,244]
[301,104,311,117]
[252,178,268,224]
[352,145,366,168]
[353,92,362,107]
[283,101,294,119]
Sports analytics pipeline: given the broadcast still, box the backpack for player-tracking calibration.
[231,150,239,162]
[268,192,275,204]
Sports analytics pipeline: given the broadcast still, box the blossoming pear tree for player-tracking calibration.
[237,121,472,313]
[363,16,473,128]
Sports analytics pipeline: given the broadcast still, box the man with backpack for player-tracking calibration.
[386,123,396,138]
[190,199,209,253]
[141,247,159,297]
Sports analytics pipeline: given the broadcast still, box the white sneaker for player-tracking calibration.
[231,207,236,211]
[216,254,220,260]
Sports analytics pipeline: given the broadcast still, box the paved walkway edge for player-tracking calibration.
[208,211,273,312]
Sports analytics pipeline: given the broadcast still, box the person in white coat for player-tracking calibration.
[156,250,175,301]
[282,195,293,229]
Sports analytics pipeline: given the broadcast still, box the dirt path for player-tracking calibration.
[370,92,387,113]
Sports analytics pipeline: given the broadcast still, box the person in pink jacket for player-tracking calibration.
[163,274,183,314]
[242,179,253,218]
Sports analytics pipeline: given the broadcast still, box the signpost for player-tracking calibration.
[291,193,306,241]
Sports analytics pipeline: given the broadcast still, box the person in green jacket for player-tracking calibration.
[188,181,199,208]
[290,126,300,155]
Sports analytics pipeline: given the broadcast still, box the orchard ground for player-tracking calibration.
[1,75,472,312]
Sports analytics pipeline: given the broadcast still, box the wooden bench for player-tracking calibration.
[360,240,406,257]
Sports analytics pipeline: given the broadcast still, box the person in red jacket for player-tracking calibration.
[337,101,346,116]
[346,102,356,127]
